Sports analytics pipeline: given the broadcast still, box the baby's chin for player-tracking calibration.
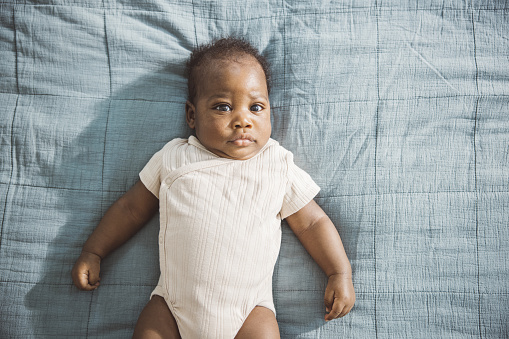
[222,146,263,160]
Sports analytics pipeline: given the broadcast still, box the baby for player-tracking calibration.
[72,37,355,339]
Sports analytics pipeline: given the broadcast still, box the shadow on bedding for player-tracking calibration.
[22,68,184,337]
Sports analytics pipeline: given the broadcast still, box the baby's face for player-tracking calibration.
[186,55,271,160]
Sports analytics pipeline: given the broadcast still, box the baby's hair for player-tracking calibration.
[185,37,271,103]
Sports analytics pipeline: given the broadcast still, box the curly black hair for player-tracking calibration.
[185,37,271,104]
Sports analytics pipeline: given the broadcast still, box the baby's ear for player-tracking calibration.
[185,101,196,129]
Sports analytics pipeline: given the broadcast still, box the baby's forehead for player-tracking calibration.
[194,54,260,77]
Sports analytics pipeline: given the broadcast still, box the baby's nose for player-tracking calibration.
[233,112,252,129]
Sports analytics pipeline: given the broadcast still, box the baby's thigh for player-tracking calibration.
[235,306,280,339]
[132,295,181,339]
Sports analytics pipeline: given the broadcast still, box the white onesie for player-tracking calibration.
[139,136,320,339]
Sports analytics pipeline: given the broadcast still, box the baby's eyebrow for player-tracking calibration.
[206,92,268,101]
[248,91,268,100]
[207,93,230,101]
[207,93,228,102]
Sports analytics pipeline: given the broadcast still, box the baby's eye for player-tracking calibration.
[215,104,231,112]
[250,104,263,112]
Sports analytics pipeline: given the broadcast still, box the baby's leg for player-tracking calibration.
[132,295,181,339]
[235,306,280,339]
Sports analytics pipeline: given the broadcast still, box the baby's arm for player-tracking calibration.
[285,200,355,321]
[72,180,158,291]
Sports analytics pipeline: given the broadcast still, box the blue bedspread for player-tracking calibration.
[1,1,508,338]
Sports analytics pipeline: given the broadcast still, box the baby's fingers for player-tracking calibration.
[324,297,345,321]
[323,273,356,321]
[71,255,101,291]
[324,284,335,313]
[79,271,100,291]
[88,266,101,287]
[72,264,100,291]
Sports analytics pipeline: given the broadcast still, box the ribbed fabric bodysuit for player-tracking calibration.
[139,136,319,338]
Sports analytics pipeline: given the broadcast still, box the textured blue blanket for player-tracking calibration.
[1,1,508,338]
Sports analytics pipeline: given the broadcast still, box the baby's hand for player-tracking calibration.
[71,251,101,291]
[324,273,355,321]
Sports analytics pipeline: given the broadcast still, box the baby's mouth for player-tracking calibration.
[230,134,254,146]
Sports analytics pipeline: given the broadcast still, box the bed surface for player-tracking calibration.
[1,0,508,338]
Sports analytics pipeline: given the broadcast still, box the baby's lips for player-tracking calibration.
[230,133,254,142]
[231,139,253,146]
[229,134,254,146]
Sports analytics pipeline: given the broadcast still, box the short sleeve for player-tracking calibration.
[139,148,163,199]
[279,153,321,220]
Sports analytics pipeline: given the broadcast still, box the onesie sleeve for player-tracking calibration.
[279,152,321,220]
[139,147,164,199]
